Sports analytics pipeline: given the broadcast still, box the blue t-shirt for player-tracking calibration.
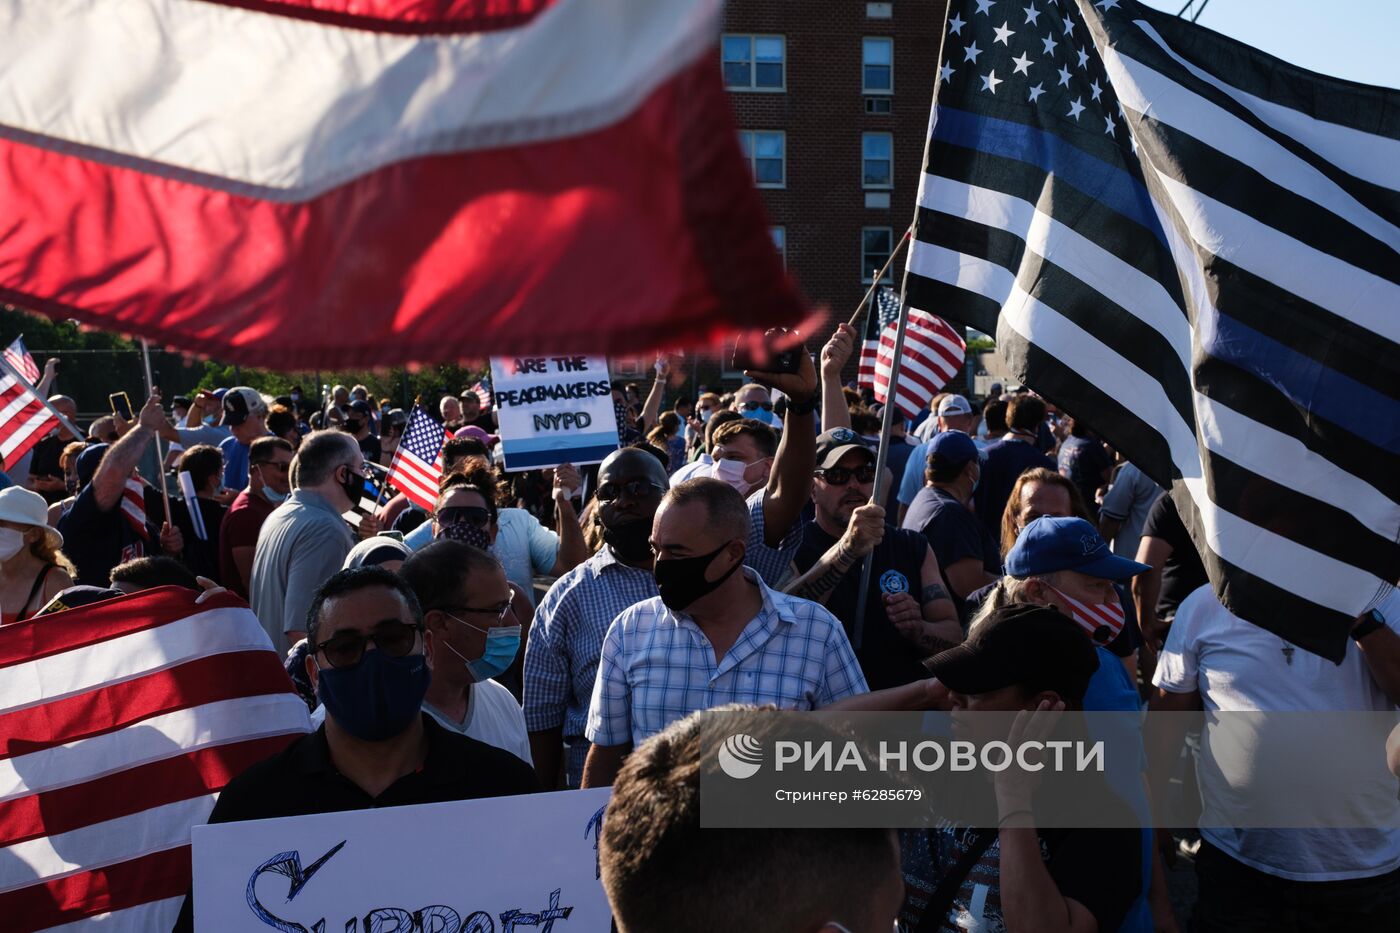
[219,435,250,491]
[901,486,998,620]
[898,440,930,506]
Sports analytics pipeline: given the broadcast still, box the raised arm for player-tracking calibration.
[91,392,164,512]
[548,463,588,577]
[748,338,817,547]
[819,323,856,433]
[784,503,884,605]
[639,358,667,435]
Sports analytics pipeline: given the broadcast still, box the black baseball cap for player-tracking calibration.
[924,603,1099,701]
[814,427,874,471]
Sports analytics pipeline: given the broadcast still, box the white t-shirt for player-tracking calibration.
[425,678,533,767]
[309,679,533,766]
[669,453,713,486]
[1154,585,1400,881]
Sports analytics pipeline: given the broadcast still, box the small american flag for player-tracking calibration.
[469,380,493,411]
[386,405,446,512]
[0,587,311,930]
[0,356,61,468]
[858,287,967,419]
[3,337,40,385]
[121,478,151,544]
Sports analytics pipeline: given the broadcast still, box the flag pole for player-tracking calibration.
[0,355,83,442]
[847,226,913,329]
[139,339,173,527]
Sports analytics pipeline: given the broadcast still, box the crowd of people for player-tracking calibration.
[2,328,1396,933]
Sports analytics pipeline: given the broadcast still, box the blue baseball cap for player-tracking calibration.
[929,429,979,466]
[1005,516,1151,581]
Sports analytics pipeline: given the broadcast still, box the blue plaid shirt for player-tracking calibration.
[523,490,801,782]
[585,568,869,746]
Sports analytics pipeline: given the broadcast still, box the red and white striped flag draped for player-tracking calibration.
[121,479,151,545]
[0,0,802,369]
[387,406,447,512]
[0,360,62,468]
[0,587,311,931]
[3,338,41,385]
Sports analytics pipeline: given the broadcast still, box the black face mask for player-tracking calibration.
[339,464,364,505]
[654,542,742,612]
[603,519,653,565]
[345,418,363,434]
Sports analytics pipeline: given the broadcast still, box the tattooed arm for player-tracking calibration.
[785,503,885,605]
[918,542,963,649]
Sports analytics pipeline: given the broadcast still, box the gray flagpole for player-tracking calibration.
[140,339,173,527]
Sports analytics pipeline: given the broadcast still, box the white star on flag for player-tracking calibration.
[940,61,956,83]
[1024,3,1041,25]
[1095,0,1120,10]
[1105,114,1117,134]
[1028,82,1046,102]
[1076,46,1090,68]
[1068,97,1085,120]
[1090,79,1103,100]
[949,12,967,34]
[981,69,1003,93]
[993,21,1015,45]
[974,0,995,15]
[1011,52,1033,75]
[1041,33,1058,56]
[1057,64,1072,86]
[1063,15,1076,36]
[964,41,983,63]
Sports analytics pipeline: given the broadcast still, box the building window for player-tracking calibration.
[865,97,893,114]
[862,227,894,283]
[862,133,893,189]
[863,38,893,94]
[740,131,786,188]
[722,35,785,91]
[770,226,786,266]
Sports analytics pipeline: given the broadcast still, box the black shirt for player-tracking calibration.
[172,714,537,931]
[28,434,65,481]
[973,439,1057,540]
[1141,492,1208,620]
[902,486,1000,621]
[171,497,227,583]
[358,433,382,464]
[795,520,933,690]
[56,483,161,586]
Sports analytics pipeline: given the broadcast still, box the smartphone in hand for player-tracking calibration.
[730,328,802,375]
[109,392,134,421]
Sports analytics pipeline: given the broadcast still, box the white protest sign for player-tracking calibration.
[489,355,619,471]
[193,788,611,932]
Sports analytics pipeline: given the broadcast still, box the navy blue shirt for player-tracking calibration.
[973,438,1056,541]
[56,483,160,586]
[902,486,999,621]
[796,520,933,690]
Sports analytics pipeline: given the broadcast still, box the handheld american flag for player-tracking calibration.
[3,337,40,385]
[904,0,1399,660]
[470,381,494,412]
[0,355,65,469]
[0,587,310,930]
[387,406,447,512]
[858,287,967,419]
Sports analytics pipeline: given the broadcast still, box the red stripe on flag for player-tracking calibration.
[192,0,554,34]
[0,734,296,845]
[0,651,294,758]
[0,58,802,368]
[0,845,192,930]
[0,588,244,670]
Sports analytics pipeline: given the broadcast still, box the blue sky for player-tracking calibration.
[1138,0,1399,89]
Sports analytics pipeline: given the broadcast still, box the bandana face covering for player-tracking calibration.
[1046,584,1126,644]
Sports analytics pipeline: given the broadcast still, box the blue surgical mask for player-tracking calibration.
[262,486,287,504]
[745,407,774,425]
[444,612,522,682]
[315,649,430,741]
[202,414,217,426]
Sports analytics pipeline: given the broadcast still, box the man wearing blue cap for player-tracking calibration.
[901,430,1000,621]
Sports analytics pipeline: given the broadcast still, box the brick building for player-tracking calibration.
[723,0,948,352]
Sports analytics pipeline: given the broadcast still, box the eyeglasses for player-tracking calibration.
[253,461,291,473]
[814,464,877,486]
[314,622,422,669]
[437,506,491,527]
[440,602,513,626]
[741,400,774,412]
[596,479,666,503]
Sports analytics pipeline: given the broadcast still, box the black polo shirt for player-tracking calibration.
[173,714,536,931]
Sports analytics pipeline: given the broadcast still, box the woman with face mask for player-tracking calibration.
[0,487,75,624]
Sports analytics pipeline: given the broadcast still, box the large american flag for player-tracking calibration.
[0,355,62,469]
[858,286,967,418]
[386,405,447,512]
[0,587,310,930]
[3,337,40,385]
[904,0,1398,660]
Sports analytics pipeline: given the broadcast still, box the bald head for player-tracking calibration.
[599,447,669,489]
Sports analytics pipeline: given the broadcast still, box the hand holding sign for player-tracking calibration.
[553,462,582,502]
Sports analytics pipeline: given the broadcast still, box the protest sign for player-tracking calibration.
[490,355,619,471]
[192,788,612,932]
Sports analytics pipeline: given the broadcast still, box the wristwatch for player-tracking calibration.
[1351,607,1387,642]
[785,394,818,416]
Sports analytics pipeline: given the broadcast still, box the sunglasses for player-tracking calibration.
[596,479,666,503]
[253,461,291,473]
[741,401,774,412]
[437,506,491,527]
[314,622,422,669]
[815,464,877,486]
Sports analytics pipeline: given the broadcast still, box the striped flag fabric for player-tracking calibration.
[856,287,903,388]
[470,381,494,412]
[0,0,803,369]
[858,287,967,419]
[904,0,1398,660]
[3,337,40,385]
[0,587,311,930]
[387,406,447,512]
[0,357,62,469]
[121,479,151,547]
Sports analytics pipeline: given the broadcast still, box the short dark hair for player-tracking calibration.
[305,566,423,645]
[926,450,973,485]
[662,478,750,541]
[982,398,1009,436]
[703,409,743,452]
[849,409,881,436]
[441,437,489,470]
[435,468,498,524]
[109,556,200,591]
[292,430,359,488]
[710,418,778,458]
[266,406,297,439]
[630,440,670,469]
[600,707,898,931]
[177,444,224,492]
[250,436,294,464]
[1007,395,1047,433]
[398,539,500,613]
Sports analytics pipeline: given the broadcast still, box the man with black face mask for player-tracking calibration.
[580,478,868,788]
[171,566,536,932]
